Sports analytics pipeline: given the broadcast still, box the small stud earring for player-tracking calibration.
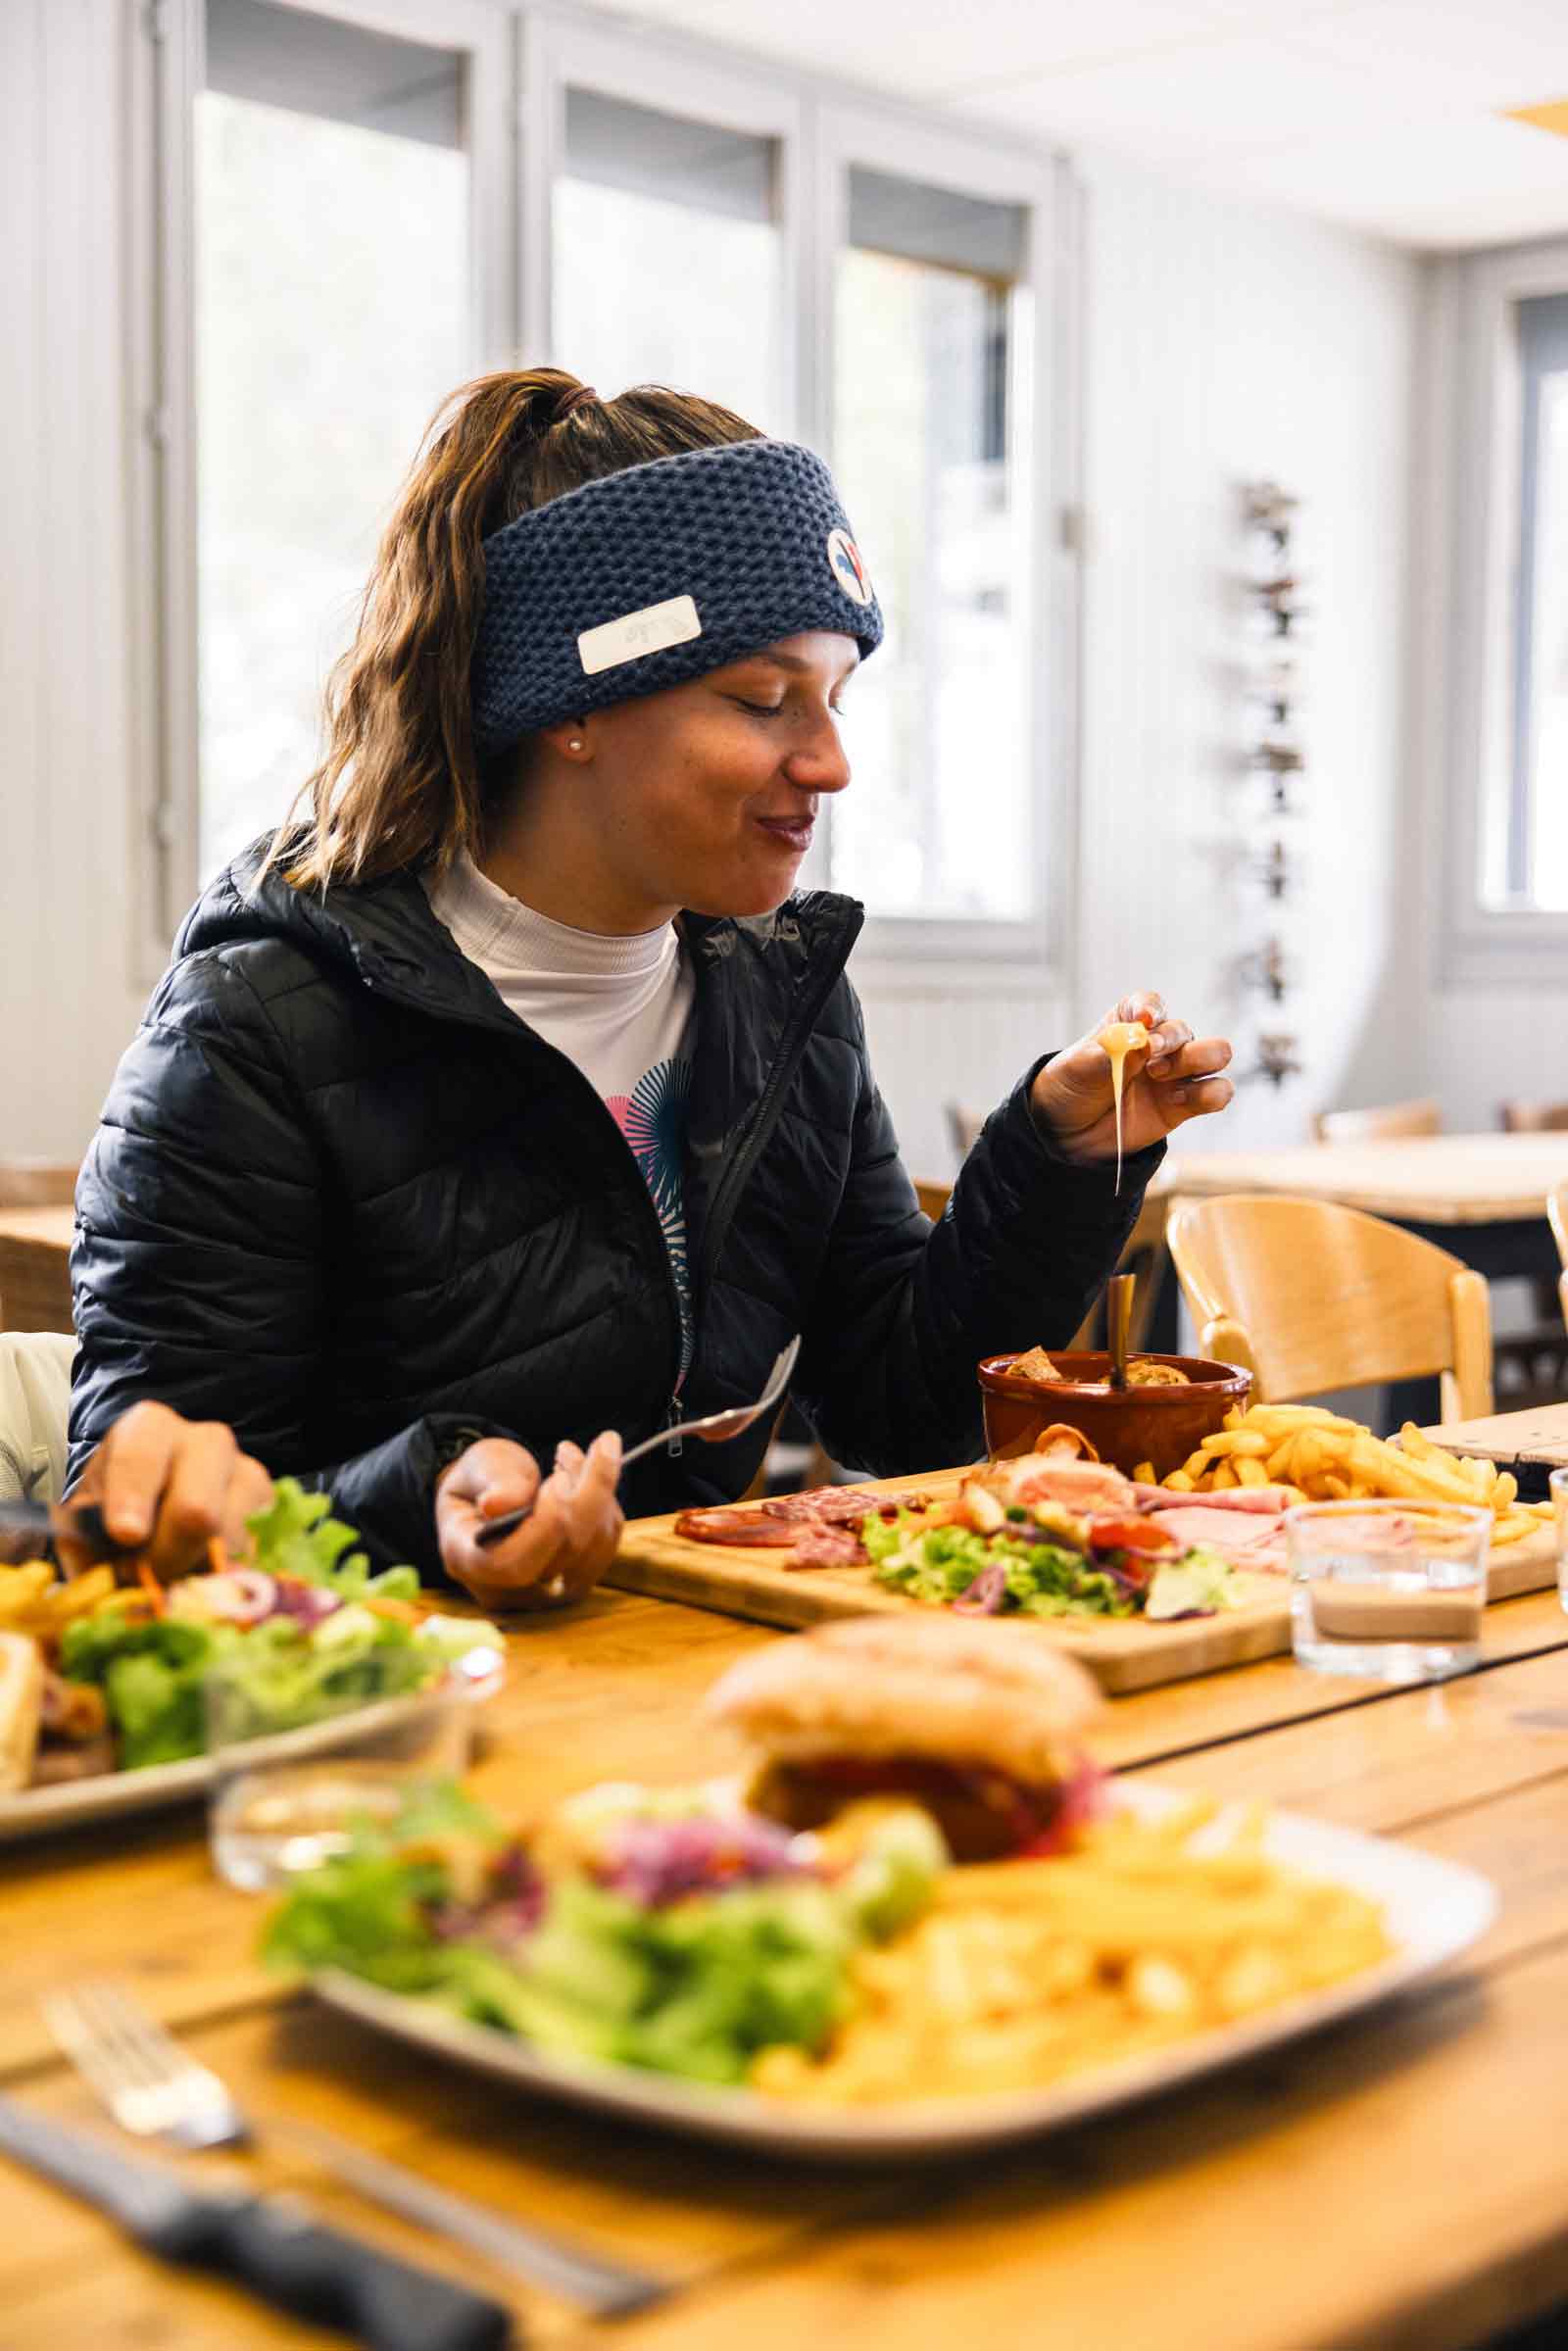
[567,737,584,751]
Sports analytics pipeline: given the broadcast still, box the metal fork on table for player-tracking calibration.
[475,1331,802,1550]
[42,1981,666,2320]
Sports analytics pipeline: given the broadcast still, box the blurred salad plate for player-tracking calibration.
[0,1482,503,1844]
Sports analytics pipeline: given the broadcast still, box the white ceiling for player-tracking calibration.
[599,0,1568,250]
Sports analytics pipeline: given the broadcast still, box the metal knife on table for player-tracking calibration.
[0,2089,515,2351]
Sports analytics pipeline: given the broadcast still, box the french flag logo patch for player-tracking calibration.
[826,527,873,609]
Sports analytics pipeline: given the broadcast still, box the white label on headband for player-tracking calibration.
[826,527,873,608]
[578,594,703,676]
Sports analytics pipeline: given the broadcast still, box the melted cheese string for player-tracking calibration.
[1097,1021,1152,1195]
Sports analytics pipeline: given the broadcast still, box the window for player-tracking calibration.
[1499,294,1568,911]
[830,169,1032,924]
[149,9,1062,963]
[1443,241,1568,975]
[196,0,473,876]
[553,88,785,430]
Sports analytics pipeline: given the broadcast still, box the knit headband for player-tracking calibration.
[470,437,883,755]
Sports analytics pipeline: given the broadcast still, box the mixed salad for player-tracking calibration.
[266,1783,948,2086]
[19,1481,500,1782]
[864,1467,1242,1623]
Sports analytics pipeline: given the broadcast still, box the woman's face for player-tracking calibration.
[566,631,858,922]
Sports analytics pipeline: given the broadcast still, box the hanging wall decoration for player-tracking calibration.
[1237,480,1305,1090]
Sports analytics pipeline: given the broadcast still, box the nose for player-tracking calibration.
[782,708,852,797]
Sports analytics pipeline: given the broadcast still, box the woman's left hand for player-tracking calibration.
[1030,992,1234,1164]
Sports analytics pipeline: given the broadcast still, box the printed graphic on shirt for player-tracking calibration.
[606,1054,695,1381]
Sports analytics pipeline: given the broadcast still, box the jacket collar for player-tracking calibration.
[181,844,863,1042]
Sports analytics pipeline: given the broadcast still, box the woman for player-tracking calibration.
[69,368,1233,1606]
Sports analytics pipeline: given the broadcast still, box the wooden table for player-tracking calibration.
[7,1572,1568,2351]
[1158,1133,1568,1228]
[0,1202,74,1333]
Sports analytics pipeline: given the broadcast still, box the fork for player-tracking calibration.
[42,1981,666,2318]
[474,1332,802,1550]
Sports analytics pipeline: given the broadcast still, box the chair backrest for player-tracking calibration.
[1166,1193,1493,1420]
[1550,1184,1568,1334]
[1312,1098,1442,1146]
[0,1161,77,1210]
[1500,1101,1568,1134]
[913,1179,951,1223]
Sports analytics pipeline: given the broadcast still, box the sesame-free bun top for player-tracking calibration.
[704,1613,1102,1788]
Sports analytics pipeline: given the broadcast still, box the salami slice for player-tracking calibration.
[671,1509,802,1547]
[783,1524,867,1570]
[761,1486,927,1526]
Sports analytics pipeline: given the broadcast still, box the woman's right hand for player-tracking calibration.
[434,1431,623,1610]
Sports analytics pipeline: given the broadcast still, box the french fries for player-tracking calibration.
[752,1802,1393,2106]
[0,1563,120,1642]
[1161,1404,1554,1548]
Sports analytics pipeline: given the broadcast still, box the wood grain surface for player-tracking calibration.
[7,1575,1568,2351]
[1422,1402,1568,1469]
[1157,1132,1568,1225]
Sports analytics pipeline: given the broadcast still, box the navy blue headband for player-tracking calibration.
[470,437,882,755]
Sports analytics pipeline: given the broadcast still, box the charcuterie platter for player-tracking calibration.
[608,1439,1557,1695]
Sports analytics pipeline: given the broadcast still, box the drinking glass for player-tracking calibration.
[206,1651,477,1891]
[1287,1498,1491,1683]
[1552,1468,1568,1611]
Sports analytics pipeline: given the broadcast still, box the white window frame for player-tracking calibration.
[1440,235,1568,986]
[140,0,1076,990]
[811,102,1063,979]
[135,0,515,967]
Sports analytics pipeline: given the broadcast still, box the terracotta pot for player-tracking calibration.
[978,1351,1252,1482]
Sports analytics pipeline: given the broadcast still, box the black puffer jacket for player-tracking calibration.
[68,850,1161,1576]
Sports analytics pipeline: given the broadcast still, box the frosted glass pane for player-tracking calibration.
[831,241,1029,922]
[196,81,468,878]
[553,175,782,430]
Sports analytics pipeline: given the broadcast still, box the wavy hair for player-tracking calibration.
[266,368,760,890]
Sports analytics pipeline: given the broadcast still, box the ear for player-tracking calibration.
[537,716,594,759]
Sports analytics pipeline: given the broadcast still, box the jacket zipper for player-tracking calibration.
[694,926,857,1306]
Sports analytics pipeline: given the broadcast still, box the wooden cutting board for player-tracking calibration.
[608,1468,1560,1695]
[1420,1404,1568,1471]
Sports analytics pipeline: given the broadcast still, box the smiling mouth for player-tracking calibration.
[755,813,815,852]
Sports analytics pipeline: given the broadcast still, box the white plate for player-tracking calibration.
[311,1786,1496,2161]
[0,1670,502,1846]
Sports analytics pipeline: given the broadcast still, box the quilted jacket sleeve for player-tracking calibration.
[791,1005,1162,1477]
[67,954,509,1576]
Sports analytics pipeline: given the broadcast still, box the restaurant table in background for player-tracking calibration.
[7,1570,1568,2349]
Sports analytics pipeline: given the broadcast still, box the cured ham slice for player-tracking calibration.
[1133,1484,1297,1515]
[1149,1503,1288,1573]
[982,1456,1137,1515]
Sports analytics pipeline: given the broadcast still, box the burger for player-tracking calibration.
[704,1613,1104,1863]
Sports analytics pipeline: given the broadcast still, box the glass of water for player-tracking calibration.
[206,1652,477,1891]
[1552,1468,1568,1609]
[1288,1498,1492,1683]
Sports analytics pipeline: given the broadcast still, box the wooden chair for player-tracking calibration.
[1499,1102,1568,1133]
[1313,1098,1442,1146]
[1166,1194,1494,1421]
